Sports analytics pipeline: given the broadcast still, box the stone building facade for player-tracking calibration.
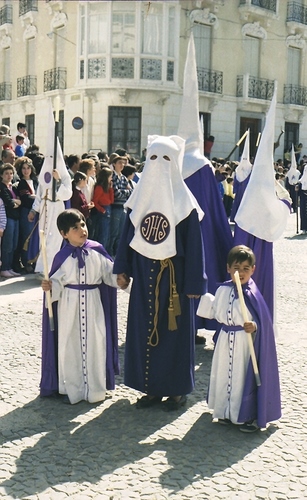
[0,0,306,160]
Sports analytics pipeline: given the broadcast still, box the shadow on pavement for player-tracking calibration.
[0,344,276,498]
[0,277,39,296]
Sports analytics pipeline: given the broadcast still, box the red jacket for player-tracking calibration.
[93,185,114,213]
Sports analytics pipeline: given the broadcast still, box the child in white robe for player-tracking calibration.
[41,209,129,404]
[197,245,281,432]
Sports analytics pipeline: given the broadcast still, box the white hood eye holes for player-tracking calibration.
[149,154,170,161]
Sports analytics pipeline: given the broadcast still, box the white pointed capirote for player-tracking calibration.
[235,87,290,242]
[177,32,214,179]
[235,129,252,182]
[286,144,301,186]
[38,100,71,197]
[125,135,204,260]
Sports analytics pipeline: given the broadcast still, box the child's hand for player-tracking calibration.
[28,210,36,222]
[0,229,3,237]
[117,273,130,290]
[52,169,61,181]
[244,321,256,334]
[42,279,52,292]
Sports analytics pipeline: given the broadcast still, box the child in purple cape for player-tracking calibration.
[41,209,129,404]
[197,245,281,432]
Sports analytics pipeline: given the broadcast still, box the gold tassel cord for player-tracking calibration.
[147,258,181,347]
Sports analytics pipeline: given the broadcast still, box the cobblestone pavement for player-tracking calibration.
[0,214,307,500]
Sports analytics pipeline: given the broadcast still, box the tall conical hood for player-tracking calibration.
[286,144,300,185]
[235,87,289,241]
[178,33,214,179]
[235,129,252,182]
[38,100,71,197]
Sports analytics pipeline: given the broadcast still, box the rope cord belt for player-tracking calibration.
[147,258,181,347]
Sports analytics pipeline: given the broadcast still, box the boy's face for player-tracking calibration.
[227,259,255,285]
[61,220,88,247]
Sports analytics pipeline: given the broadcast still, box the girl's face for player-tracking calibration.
[21,163,32,179]
[78,179,87,189]
[88,165,96,178]
[1,169,14,185]
[108,174,112,186]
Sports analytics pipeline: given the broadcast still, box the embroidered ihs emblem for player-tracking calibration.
[140,212,170,244]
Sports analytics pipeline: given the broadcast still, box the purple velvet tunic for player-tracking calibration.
[113,209,206,397]
[185,165,233,330]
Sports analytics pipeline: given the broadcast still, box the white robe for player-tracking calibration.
[197,285,254,423]
[32,178,72,273]
[50,249,118,404]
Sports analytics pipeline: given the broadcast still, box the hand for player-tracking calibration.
[52,169,61,181]
[0,229,3,237]
[88,201,95,209]
[28,211,36,222]
[117,273,130,290]
[244,321,256,334]
[41,279,52,292]
[187,294,200,299]
[14,199,21,207]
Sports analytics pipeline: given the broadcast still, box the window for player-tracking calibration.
[141,3,162,55]
[25,114,35,145]
[287,47,301,86]
[79,1,178,83]
[108,107,141,157]
[199,112,211,145]
[112,2,135,54]
[2,117,10,128]
[243,36,260,77]
[193,24,211,70]
[140,3,175,81]
[285,122,299,153]
[80,2,108,80]
[240,116,262,159]
[26,37,36,76]
[89,3,108,54]
[54,28,66,68]
[4,47,11,82]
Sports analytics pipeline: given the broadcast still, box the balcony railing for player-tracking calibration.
[284,84,307,106]
[237,75,275,100]
[0,82,12,101]
[197,68,223,94]
[19,0,38,17]
[286,2,307,25]
[239,0,277,13]
[44,67,67,91]
[0,4,13,25]
[17,76,37,97]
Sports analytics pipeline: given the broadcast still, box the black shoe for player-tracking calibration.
[195,335,206,345]
[217,418,232,425]
[239,420,259,433]
[136,395,162,409]
[163,395,187,411]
